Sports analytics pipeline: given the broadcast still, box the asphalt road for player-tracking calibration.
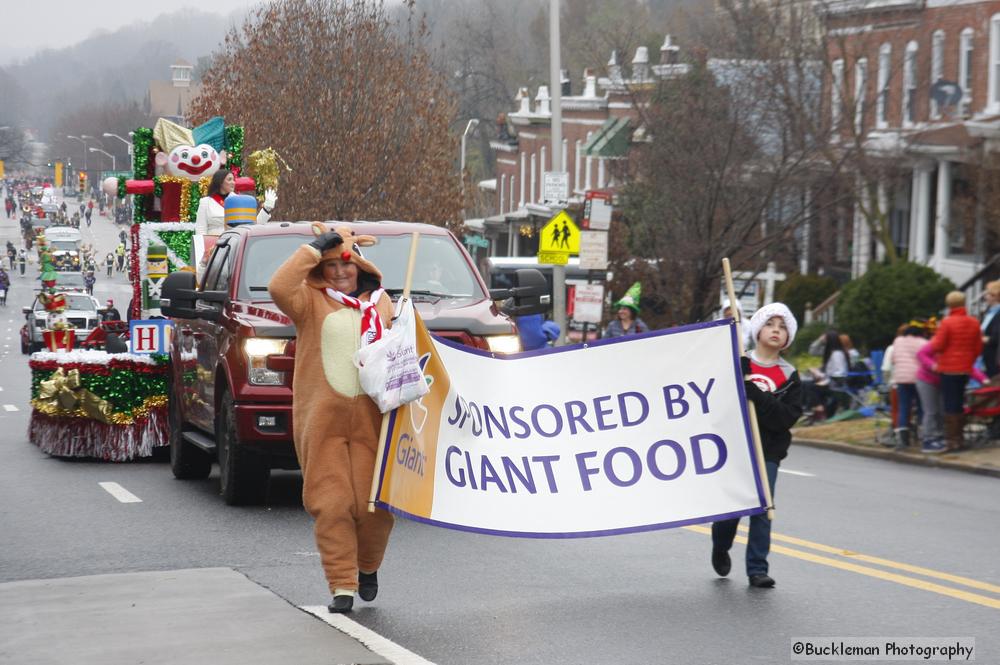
[1,192,998,664]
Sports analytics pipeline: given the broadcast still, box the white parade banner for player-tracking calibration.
[375,317,767,537]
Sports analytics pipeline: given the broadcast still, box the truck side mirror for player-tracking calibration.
[501,268,551,316]
[159,271,199,319]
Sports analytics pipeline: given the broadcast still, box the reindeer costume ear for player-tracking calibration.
[311,222,328,237]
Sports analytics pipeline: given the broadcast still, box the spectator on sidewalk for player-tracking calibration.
[929,291,983,451]
[888,322,928,450]
[805,330,849,420]
[712,302,802,589]
[980,280,1000,379]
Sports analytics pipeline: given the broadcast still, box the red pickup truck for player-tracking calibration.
[159,221,547,505]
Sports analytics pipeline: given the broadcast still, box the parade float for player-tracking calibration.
[27,116,280,461]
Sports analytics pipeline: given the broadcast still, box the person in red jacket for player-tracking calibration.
[929,291,983,451]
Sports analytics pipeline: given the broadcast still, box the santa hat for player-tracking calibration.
[747,302,797,350]
[308,222,383,293]
[614,282,642,314]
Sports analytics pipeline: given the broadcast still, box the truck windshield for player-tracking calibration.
[239,233,484,300]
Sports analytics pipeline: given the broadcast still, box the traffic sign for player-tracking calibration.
[539,210,580,254]
[579,231,608,270]
[573,283,605,324]
[582,190,612,230]
[543,171,569,203]
[538,250,569,265]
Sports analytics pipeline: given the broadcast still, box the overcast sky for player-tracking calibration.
[0,0,262,64]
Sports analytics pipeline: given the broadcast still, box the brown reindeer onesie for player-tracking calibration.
[269,224,394,608]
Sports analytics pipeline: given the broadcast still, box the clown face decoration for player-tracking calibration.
[164,144,225,181]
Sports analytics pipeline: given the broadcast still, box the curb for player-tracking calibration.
[792,437,1000,479]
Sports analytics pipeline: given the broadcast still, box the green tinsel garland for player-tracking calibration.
[132,127,154,223]
[159,231,193,265]
[117,176,127,200]
[31,368,168,414]
[225,125,244,173]
[189,182,201,222]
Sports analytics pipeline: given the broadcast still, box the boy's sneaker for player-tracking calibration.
[922,439,946,454]
[711,549,731,577]
[748,574,775,588]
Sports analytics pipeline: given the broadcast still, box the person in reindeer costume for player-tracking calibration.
[269,222,394,614]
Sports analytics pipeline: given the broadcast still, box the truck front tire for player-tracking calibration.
[218,390,270,505]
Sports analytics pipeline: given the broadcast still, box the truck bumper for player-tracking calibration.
[233,403,295,444]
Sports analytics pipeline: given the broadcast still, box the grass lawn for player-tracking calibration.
[792,416,890,447]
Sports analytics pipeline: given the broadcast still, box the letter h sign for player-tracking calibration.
[129,319,174,354]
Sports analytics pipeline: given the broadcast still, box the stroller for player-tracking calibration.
[962,383,1000,448]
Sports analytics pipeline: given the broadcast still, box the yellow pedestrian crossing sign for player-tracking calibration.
[539,211,580,255]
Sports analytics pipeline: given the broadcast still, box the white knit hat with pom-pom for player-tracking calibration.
[747,302,797,350]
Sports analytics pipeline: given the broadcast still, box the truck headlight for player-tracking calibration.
[486,334,522,354]
[244,338,288,385]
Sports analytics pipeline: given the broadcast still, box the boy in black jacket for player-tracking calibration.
[712,302,803,588]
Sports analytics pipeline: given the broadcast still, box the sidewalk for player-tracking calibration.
[792,419,1000,478]
[0,568,390,665]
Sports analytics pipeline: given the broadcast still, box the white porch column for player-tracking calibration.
[932,159,952,268]
[509,176,516,215]
[597,158,606,188]
[914,166,933,263]
[799,189,811,274]
[876,180,888,262]
[540,146,547,181]
[561,139,568,180]
[519,153,526,207]
[574,140,582,192]
[908,166,921,260]
[499,174,506,214]
[530,153,537,204]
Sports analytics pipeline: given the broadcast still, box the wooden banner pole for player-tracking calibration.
[722,258,775,521]
[368,231,421,513]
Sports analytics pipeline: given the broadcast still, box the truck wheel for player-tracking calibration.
[218,390,270,505]
[169,390,211,480]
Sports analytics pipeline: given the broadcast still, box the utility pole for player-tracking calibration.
[549,0,567,344]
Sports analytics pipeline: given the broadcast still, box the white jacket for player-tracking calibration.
[194,194,271,236]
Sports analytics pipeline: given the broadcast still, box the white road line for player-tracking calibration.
[98,482,143,503]
[778,468,815,477]
[301,606,436,665]
[3,404,18,412]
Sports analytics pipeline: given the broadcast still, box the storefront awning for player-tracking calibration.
[582,117,631,158]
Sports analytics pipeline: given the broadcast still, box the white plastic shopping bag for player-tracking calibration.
[354,297,429,413]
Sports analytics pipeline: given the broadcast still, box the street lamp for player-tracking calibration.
[66,135,87,171]
[103,132,133,173]
[460,118,480,219]
[89,147,115,171]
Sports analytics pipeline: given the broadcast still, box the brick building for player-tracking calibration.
[822,0,1000,289]
[485,37,689,257]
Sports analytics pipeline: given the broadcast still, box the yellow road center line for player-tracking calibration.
[685,525,1000,609]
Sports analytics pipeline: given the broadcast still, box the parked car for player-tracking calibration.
[22,292,103,353]
[159,221,547,505]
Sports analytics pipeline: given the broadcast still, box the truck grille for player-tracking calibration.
[66,317,88,328]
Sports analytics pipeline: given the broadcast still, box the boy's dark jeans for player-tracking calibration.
[712,460,779,577]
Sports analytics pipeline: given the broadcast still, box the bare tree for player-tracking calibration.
[191,0,463,227]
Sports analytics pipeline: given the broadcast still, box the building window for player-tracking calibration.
[877,44,891,128]
[990,15,1000,111]
[931,30,945,119]
[855,58,868,133]
[903,42,918,126]
[832,59,845,130]
[960,28,974,116]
